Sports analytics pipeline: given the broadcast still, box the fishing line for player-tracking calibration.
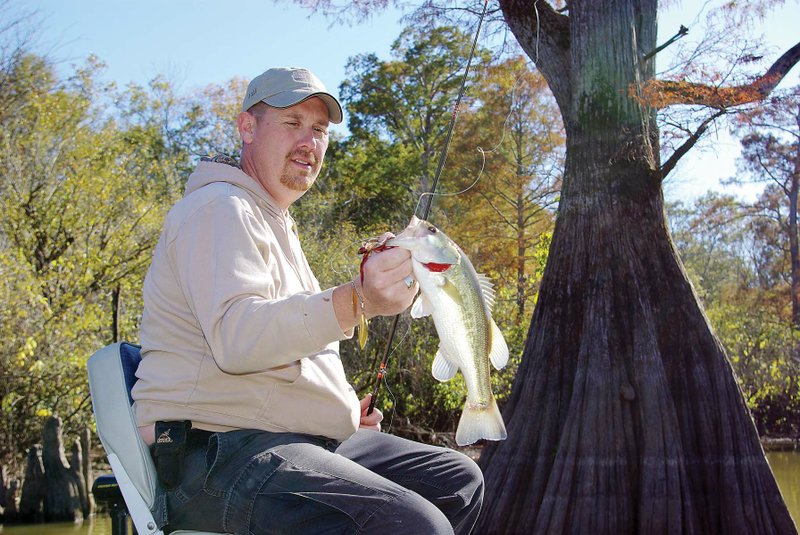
[533,0,541,62]
[379,363,399,432]
[413,146,488,217]
[411,67,535,217]
[328,235,385,278]
[367,0,490,417]
[416,0,490,222]
[369,319,409,432]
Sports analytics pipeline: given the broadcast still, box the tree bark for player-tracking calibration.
[479,1,797,533]
[80,427,94,516]
[41,416,83,522]
[18,445,44,522]
[70,439,90,518]
[0,465,20,522]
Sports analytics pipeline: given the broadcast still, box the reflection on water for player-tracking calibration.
[767,450,800,524]
[0,452,797,533]
[0,516,113,534]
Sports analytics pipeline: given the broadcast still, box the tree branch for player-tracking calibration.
[661,108,727,178]
[643,41,800,109]
[642,25,688,62]
[498,0,571,114]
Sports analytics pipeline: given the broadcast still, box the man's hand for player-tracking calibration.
[360,233,418,318]
[332,233,418,333]
[359,394,383,431]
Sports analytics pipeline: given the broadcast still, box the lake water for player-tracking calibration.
[2,451,798,533]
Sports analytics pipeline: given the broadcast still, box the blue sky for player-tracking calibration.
[10,0,800,202]
[18,0,405,108]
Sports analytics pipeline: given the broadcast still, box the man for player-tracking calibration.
[131,67,484,534]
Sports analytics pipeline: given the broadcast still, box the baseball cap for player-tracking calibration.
[241,67,343,124]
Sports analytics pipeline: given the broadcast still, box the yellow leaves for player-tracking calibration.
[14,337,38,367]
[28,360,45,374]
[36,408,51,418]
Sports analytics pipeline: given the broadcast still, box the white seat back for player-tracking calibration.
[88,343,226,535]
[88,342,161,534]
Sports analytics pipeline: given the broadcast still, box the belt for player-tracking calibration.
[187,427,214,449]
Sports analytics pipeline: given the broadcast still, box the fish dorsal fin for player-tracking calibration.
[489,319,509,370]
[411,293,434,319]
[432,348,459,382]
[477,273,496,312]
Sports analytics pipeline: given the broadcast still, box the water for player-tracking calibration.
[768,450,800,524]
[0,517,114,534]
[2,452,798,533]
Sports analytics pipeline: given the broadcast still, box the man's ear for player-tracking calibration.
[238,111,256,144]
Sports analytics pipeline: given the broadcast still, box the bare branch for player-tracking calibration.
[661,108,727,178]
[642,24,689,62]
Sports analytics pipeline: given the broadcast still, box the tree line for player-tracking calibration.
[0,16,797,487]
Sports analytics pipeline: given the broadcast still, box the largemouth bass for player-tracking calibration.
[389,216,508,446]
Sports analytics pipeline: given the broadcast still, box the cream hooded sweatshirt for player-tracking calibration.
[132,161,360,442]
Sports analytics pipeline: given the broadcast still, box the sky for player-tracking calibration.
[8,0,800,204]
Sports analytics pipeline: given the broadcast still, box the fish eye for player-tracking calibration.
[427,226,437,233]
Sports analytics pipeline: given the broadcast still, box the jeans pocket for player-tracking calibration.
[203,429,271,498]
[223,451,284,533]
[202,431,229,498]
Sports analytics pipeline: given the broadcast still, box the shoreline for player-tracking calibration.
[454,436,799,460]
[761,437,799,452]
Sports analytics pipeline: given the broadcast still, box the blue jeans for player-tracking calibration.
[153,428,484,534]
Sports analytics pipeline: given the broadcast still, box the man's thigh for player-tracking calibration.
[336,430,484,534]
[168,429,452,534]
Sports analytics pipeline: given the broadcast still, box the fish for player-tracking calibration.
[388,216,508,446]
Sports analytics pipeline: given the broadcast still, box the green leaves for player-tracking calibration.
[0,52,187,470]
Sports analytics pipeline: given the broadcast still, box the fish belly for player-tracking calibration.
[417,265,507,446]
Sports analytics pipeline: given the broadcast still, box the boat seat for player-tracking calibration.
[88,342,226,535]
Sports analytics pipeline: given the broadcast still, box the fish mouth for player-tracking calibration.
[387,215,462,265]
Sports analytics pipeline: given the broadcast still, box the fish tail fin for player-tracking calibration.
[455,395,507,446]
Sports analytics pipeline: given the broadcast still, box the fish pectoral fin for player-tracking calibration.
[410,294,433,318]
[431,349,459,382]
[489,320,509,370]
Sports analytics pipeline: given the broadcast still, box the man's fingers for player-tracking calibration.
[365,245,410,272]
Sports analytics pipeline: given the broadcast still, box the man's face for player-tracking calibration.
[241,97,330,208]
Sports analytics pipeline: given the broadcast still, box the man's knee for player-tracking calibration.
[440,450,485,509]
[436,451,484,534]
[372,489,455,534]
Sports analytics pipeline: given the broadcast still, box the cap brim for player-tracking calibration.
[264,91,343,124]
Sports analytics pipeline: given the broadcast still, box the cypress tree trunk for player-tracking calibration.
[69,439,90,518]
[80,427,94,516]
[41,417,83,522]
[478,1,796,533]
[18,445,45,522]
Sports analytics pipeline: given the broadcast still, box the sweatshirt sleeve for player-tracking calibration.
[170,191,347,374]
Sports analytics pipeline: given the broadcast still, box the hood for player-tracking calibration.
[185,160,284,217]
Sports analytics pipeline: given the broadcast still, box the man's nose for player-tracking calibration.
[297,128,318,149]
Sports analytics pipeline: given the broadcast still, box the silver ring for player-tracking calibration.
[404,275,415,289]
